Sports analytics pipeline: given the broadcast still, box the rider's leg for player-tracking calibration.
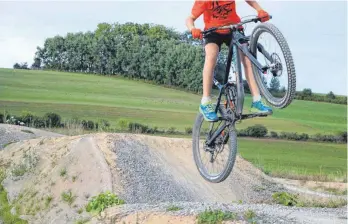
[199,42,220,121]
[236,30,272,114]
[240,51,272,113]
[202,43,219,101]
[240,51,260,99]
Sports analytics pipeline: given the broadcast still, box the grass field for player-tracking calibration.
[0,68,346,135]
[238,138,347,181]
[0,68,347,181]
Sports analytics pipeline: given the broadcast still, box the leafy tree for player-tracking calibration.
[30,21,347,105]
[31,57,41,69]
[13,62,29,69]
[269,77,280,92]
[302,88,312,97]
[13,63,21,69]
[326,91,336,100]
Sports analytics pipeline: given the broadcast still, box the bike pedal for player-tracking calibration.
[241,112,271,120]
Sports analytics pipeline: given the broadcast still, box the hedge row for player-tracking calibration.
[0,111,109,131]
[237,125,347,144]
[1,111,346,144]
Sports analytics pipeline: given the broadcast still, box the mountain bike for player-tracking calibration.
[192,16,296,183]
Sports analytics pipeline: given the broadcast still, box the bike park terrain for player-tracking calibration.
[0,124,346,224]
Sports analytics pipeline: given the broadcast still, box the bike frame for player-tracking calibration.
[203,17,273,146]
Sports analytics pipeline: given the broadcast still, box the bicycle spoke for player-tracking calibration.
[198,112,231,177]
[257,31,289,99]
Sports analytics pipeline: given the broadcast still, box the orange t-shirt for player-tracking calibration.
[191,0,241,34]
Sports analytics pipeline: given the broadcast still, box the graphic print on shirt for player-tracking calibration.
[211,1,234,20]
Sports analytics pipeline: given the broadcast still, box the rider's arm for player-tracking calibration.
[185,0,206,31]
[186,15,197,31]
[245,0,264,11]
[245,0,270,22]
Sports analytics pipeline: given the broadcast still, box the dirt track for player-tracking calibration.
[0,125,346,224]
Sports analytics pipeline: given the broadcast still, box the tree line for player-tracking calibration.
[2,110,346,144]
[14,22,346,104]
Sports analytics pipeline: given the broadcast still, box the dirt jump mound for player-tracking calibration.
[0,125,346,224]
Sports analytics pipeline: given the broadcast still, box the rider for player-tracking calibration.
[186,0,272,121]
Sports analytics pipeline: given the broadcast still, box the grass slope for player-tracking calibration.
[0,68,346,180]
[239,138,347,181]
[0,68,346,135]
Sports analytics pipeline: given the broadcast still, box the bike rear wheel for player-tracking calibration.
[249,23,296,109]
[192,105,237,183]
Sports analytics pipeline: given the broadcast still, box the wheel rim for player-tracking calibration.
[197,115,231,180]
[253,28,290,105]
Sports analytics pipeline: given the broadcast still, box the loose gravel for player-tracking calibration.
[113,138,197,204]
[102,202,347,224]
[0,124,63,150]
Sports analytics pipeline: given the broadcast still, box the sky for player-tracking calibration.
[0,0,347,95]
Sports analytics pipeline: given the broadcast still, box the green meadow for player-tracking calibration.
[238,138,347,181]
[0,68,347,180]
[0,68,346,135]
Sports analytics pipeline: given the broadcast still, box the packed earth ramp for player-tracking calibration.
[0,125,346,224]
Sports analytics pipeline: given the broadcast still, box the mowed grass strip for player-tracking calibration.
[238,138,347,182]
[0,68,346,134]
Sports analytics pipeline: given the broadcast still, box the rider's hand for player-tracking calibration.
[191,28,203,39]
[257,10,270,22]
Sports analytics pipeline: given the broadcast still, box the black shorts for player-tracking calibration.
[203,29,246,51]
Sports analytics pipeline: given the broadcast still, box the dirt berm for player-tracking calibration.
[0,124,346,224]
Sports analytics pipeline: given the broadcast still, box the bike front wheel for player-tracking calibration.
[249,23,296,109]
[192,105,237,183]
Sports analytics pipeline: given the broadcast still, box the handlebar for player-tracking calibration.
[187,15,272,39]
[202,15,272,35]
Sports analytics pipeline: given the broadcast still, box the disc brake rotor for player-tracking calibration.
[270,53,283,77]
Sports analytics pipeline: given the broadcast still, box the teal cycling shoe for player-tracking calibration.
[199,101,219,122]
[250,100,273,113]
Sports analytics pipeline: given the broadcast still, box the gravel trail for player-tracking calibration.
[0,123,63,149]
[112,134,287,204]
[99,202,347,224]
[113,138,197,203]
[0,127,346,224]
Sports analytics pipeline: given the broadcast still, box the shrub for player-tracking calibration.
[43,112,61,127]
[61,190,76,206]
[20,111,35,125]
[237,129,248,137]
[299,133,309,141]
[128,122,148,133]
[278,132,307,141]
[246,124,268,137]
[272,192,298,206]
[0,113,4,123]
[336,131,347,143]
[270,131,278,138]
[127,122,159,134]
[153,126,159,133]
[118,119,129,130]
[185,127,192,135]
[99,119,110,130]
[312,133,337,143]
[166,127,176,134]
[86,191,125,214]
[197,209,236,224]
[81,120,95,130]
[244,209,256,221]
[32,116,46,128]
